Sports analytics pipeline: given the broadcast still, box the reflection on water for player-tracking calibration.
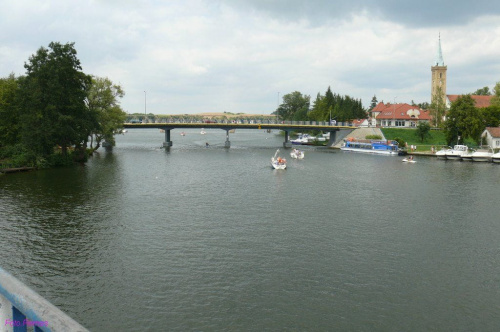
[1,129,500,331]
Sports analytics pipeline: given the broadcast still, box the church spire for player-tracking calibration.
[435,33,444,66]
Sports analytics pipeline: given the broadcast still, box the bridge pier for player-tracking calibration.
[283,130,292,148]
[224,130,230,148]
[163,129,173,147]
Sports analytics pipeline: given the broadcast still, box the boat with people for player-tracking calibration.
[271,149,287,169]
[445,145,469,160]
[180,132,186,136]
[471,147,494,162]
[402,156,416,163]
[340,138,399,156]
[290,148,304,159]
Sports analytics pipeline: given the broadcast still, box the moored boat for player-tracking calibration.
[445,145,469,161]
[291,134,313,145]
[471,147,493,162]
[492,151,500,163]
[271,149,287,169]
[340,138,399,156]
[435,146,451,159]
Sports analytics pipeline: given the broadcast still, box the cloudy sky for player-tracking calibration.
[2,0,500,115]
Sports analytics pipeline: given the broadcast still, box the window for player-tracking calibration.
[395,120,405,127]
[496,140,500,147]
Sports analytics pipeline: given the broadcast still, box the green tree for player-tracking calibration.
[19,42,93,159]
[491,81,500,107]
[86,76,126,151]
[472,86,491,95]
[443,95,483,145]
[415,121,431,142]
[429,85,446,127]
[0,73,21,147]
[275,91,310,121]
[368,95,378,113]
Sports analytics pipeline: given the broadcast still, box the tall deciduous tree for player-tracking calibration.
[429,85,446,127]
[472,86,492,95]
[86,76,126,151]
[19,42,93,158]
[443,95,483,145]
[491,81,500,107]
[275,91,310,121]
[0,73,21,147]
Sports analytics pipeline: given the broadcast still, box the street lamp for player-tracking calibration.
[144,91,147,115]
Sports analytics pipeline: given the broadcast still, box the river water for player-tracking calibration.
[1,129,500,331]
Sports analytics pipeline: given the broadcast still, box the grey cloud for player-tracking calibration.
[216,0,500,27]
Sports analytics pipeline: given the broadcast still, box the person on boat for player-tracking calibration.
[409,156,413,161]
[206,142,209,148]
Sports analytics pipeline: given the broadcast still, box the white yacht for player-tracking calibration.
[471,148,493,162]
[445,145,469,161]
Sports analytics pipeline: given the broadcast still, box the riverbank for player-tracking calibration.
[0,166,36,174]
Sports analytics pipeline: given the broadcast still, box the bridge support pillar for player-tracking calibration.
[283,130,292,148]
[224,130,230,148]
[163,129,173,147]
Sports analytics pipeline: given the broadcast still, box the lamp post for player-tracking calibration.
[144,91,147,115]
[277,92,280,124]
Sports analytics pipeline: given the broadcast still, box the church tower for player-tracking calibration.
[431,34,447,105]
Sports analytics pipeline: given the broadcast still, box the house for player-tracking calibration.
[352,118,370,127]
[446,95,493,109]
[481,127,500,150]
[371,102,432,128]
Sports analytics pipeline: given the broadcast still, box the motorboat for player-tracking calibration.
[291,134,313,145]
[492,151,500,163]
[471,147,493,162]
[445,145,469,161]
[402,157,416,163]
[271,149,287,169]
[180,132,186,136]
[290,148,304,159]
[200,129,206,135]
[435,146,450,159]
[340,138,399,156]
[461,150,474,161]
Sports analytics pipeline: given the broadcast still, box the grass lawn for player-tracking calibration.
[380,128,475,151]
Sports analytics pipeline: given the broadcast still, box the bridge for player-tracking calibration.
[122,121,356,148]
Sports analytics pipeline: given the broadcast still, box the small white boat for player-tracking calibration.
[200,129,206,135]
[402,157,416,163]
[271,149,287,169]
[445,145,469,161]
[471,148,493,162]
[180,132,186,136]
[492,151,500,163]
[290,149,304,159]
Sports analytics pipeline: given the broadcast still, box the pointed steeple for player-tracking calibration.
[435,33,444,66]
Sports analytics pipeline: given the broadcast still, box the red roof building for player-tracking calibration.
[371,102,432,128]
[446,95,493,109]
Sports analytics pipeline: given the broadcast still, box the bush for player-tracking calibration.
[365,135,382,139]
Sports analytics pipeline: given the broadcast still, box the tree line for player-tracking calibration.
[0,42,126,168]
[274,87,366,123]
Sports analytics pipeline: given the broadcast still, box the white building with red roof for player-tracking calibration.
[371,102,432,128]
[481,127,500,150]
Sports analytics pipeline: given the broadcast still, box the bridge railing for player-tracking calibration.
[128,119,352,127]
[0,267,88,332]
